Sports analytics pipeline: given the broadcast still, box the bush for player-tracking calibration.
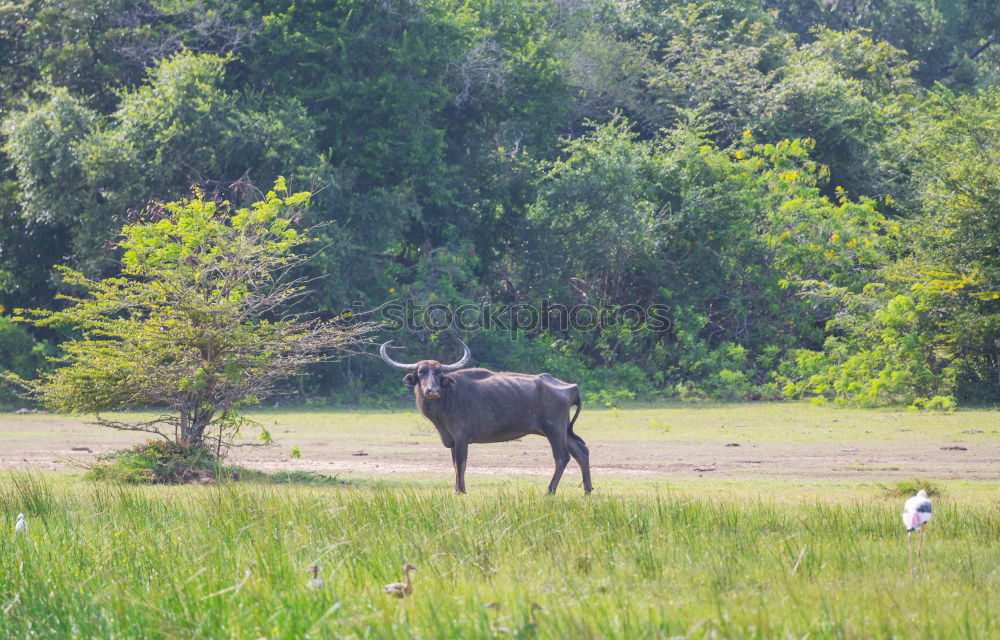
[882,479,942,498]
[909,395,957,412]
[87,440,219,484]
[86,440,351,485]
[777,292,960,409]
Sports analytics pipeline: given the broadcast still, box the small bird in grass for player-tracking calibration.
[482,602,510,635]
[903,489,932,574]
[14,513,27,535]
[307,565,323,589]
[383,564,416,598]
[512,603,544,638]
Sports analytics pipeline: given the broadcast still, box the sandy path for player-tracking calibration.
[2,410,998,483]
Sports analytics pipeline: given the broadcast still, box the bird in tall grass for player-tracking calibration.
[14,513,27,535]
[482,602,510,635]
[903,489,932,574]
[519,603,544,637]
[307,565,324,589]
[383,564,416,598]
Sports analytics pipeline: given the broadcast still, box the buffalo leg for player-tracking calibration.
[546,435,571,495]
[451,441,469,494]
[567,436,593,494]
[449,445,458,488]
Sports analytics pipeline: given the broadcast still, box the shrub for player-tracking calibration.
[11,181,372,446]
[882,479,942,498]
[87,440,219,484]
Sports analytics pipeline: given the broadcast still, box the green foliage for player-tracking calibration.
[0,0,256,108]
[517,116,897,401]
[762,44,892,196]
[0,317,49,405]
[3,51,322,272]
[8,181,371,444]
[2,0,999,407]
[782,86,1000,408]
[586,1,791,139]
[771,0,1000,89]
[799,27,918,101]
[85,440,345,484]
[87,440,219,484]
[909,89,1000,400]
[883,479,942,498]
[779,291,959,408]
[526,115,666,299]
[1,88,97,228]
[238,0,569,260]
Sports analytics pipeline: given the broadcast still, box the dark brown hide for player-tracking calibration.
[400,361,592,494]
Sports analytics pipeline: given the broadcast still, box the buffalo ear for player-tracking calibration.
[441,374,456,388]
[402,373,417,387]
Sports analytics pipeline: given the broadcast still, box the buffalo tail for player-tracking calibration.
[568,391,584,444]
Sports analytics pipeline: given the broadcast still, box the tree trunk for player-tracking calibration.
[179,408,212,447]
[189,408,215,447]
[179,410,192,444]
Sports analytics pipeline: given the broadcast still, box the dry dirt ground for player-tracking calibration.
[2,403,999,487]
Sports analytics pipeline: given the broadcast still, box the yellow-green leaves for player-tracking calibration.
[13,180,371,446]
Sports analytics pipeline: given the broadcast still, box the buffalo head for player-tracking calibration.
[380,340,471,400]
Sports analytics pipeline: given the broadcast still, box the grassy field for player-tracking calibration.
[2,404,1000,638]
[3,475,1000,639]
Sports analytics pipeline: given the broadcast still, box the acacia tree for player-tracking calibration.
[8,178,372,447]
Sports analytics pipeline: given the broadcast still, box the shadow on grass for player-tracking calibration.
[228,467,348,487]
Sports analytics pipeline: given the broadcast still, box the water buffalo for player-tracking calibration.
[380,340,592,495]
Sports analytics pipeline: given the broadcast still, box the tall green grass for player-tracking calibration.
[2,474,998,638]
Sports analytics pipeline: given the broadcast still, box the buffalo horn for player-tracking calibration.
[379,340,419,371]
[439,339,471,371]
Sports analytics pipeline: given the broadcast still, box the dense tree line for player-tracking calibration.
[1,0,998,407]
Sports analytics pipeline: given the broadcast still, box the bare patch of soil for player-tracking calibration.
[2,410,998,483]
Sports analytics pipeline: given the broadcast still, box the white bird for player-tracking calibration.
[307,565,323,589]
[902,489,932,574]
[14,513,27,535]
[382,564,416,598]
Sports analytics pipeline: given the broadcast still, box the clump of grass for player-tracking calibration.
[3,471,55,517]
[86,440,218,484]
[880,478,943,498]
